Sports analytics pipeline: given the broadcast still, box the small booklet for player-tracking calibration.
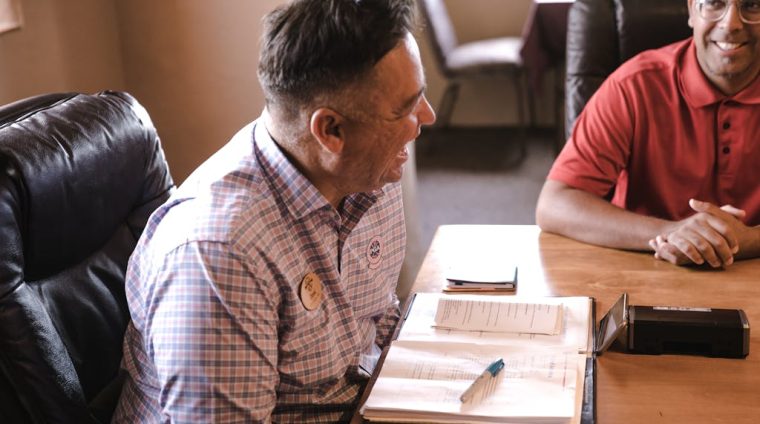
[360,293,594,424]
[445,262,517,293]
[443,284,516,293]
[446,264,517,284]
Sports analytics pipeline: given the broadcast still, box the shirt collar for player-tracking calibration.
[253,112,384,220]
[679,38,760,107]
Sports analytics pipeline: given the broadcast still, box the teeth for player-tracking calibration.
[716,42,742,50]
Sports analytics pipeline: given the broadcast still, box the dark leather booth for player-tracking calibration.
[0,91,174,423]
[565,0,692,139]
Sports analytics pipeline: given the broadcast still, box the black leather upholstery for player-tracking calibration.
[565,0,692,138]
[0,91,174,423]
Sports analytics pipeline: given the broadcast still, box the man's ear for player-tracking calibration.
[687,0,694,28]
[309,107,346,154]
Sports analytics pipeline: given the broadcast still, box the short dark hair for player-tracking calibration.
[257,0,416,118]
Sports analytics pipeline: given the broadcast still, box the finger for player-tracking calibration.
[699,214,739,257]
[690,198,739,231]
[690,209,740,254]
[666,231,709,266]
[654,240,692,266]
[720,204,746,219]
[689,198,721,214]
[694,223,734,265]
[655,235,696,265]
[679,226,735,267]
[648,238,658,251]
[649,236,663,260]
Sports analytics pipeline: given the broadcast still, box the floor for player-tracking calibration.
[415,126,559,250]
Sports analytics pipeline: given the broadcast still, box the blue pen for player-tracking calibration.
[459,358,505,403]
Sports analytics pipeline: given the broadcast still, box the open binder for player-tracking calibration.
[360,293,598,424]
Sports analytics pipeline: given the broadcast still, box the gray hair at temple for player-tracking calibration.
[257,0,417,120]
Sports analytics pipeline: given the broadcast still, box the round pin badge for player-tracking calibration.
[367,236,383,269]
[299,272,323,311]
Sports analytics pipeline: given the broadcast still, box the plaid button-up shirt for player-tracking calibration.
[113,117,404,423]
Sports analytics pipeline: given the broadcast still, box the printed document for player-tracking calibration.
[360,293,593,423]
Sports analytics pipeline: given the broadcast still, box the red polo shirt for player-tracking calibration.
[549,39,760,225]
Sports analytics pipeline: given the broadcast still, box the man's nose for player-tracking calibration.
[418,95,436,126]
[719,2,745,30]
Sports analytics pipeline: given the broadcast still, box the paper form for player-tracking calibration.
[434,297,563,335]
[361,293,594,423]
[362,339,584,423]
[399,293,591,352]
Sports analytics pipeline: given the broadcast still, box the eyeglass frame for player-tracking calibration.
[695,0,760,24]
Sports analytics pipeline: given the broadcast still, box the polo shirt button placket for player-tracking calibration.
[716,102,735,199]
[717,103,732,157]
[722,120,731,155]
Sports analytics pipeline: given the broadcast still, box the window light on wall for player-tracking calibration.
[0,0,23,35]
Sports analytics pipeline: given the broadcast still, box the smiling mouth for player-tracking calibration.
[715,41,746,51]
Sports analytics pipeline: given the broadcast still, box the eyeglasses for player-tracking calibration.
[696,0,760,24]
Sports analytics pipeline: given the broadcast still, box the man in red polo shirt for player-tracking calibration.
[536,0,760,267]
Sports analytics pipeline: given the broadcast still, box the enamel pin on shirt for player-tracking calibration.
[367,236,383,269]
[299,272,323,311]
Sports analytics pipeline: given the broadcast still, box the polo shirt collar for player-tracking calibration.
[680,38,760,107]
[253,112,383,220]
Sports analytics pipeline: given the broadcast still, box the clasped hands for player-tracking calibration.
[649,199,753,268]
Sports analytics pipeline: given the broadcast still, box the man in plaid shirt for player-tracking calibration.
[112,0,435,422]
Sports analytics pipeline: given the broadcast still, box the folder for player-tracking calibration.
[360,293,596,423]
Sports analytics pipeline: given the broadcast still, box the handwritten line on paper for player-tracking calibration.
[434,297,563,335]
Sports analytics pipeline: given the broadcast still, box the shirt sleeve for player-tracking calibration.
[145,241,279,423]
[548,74,635,197]
[373,292,400,349]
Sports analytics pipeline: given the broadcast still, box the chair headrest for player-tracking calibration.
[0,91,173,286]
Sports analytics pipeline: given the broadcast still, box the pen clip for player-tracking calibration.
[486,358,504,376]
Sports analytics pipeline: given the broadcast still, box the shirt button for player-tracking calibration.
[723,121,730,130]
[722,146,731,154]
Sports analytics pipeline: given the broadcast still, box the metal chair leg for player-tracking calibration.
[525,71,536,129]
[509,69,528,167]
[512,71,526,130]
[435,82,460,128]
[553,65,566,155]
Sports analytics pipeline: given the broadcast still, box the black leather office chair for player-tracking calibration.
[418,0,530,129]
[0,91,174,423]
[565,0,692,139]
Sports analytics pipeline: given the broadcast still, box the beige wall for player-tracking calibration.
[0,0,125,102]
[115,0,536,181]
[0,0,535,181]
[0,0,535,299]
[114,0,281,182]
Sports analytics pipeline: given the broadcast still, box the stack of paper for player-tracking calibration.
[360,293,593,424]
[434,297,563,335]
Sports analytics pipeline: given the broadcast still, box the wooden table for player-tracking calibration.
[358,225,760,423]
